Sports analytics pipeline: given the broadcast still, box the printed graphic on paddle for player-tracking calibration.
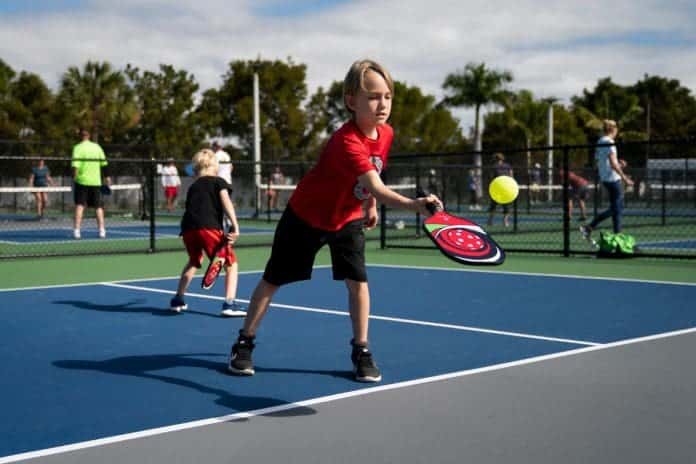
[418,188,505,265]
[201,225,234,290]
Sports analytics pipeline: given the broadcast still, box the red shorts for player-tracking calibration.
[164,186,179,199]
[182,229,237,268]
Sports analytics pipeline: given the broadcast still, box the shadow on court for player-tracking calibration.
[53,299,222,318]
[53,353,316,416]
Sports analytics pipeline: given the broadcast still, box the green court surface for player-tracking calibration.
[2,245,696,290]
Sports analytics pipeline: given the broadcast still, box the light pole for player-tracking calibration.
[543,97,558,201]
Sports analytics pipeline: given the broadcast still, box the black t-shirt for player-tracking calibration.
[180,176,231,232]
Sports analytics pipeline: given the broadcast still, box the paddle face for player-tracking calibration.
[201,225,235,290]
[423,211,505,265]
[417,187,504,265]
[100,185,112,195]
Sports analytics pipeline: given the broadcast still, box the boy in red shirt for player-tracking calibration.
[228,59,441,382]
[170,149,245,317]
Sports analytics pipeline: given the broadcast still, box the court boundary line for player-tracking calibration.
[103,282,599,347]
[2,326,694,464]
[2,262,695,293]
[368,263,696,287]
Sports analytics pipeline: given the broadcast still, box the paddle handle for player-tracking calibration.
[417,187,442,214]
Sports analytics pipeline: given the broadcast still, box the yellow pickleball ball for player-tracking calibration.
[489,175,519,204]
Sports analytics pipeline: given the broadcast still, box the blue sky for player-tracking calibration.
[1,0,694,131]
[0,0,84,14]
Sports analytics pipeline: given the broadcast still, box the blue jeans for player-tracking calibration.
[590,180,624,233]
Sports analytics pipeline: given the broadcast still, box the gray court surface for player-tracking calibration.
[19,330,696,464]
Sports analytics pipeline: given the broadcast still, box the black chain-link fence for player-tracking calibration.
[380,138,696,259]
[1,137,694,259]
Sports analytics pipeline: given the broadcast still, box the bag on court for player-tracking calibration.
[597,232,636,258]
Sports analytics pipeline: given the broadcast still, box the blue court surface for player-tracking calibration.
[1,266,696,461]
[0,224,273,243]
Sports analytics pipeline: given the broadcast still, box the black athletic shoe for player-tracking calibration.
[351,342,382,383]
[228,331,255,376]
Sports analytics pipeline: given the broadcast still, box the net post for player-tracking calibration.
[562,146,570,257]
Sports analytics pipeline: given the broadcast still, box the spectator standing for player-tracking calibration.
[161,158,181,213]
[28,158,55,217]
[71,129,110,239]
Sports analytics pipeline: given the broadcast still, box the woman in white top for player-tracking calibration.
[161,158,181,212]
[580,120,633,240]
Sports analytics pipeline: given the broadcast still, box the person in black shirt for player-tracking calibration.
[170,149,245,317]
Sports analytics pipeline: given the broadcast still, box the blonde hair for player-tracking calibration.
[602,119,617,134]
[192,148,218,175]
[343,59,394,113]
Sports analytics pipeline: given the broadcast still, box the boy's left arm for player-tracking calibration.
[219,189,240,242]
[363,196,378,230]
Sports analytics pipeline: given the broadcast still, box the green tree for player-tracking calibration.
[389,81,464,153]
[442,62,513,166]
[11,71,59,141]
[125,64,206,158]
[629,74,696,139]
[206,58,310,161]
[57,60,138,143]
[0,59,21,139]
[571,77,644,141]
[306,79,465,155]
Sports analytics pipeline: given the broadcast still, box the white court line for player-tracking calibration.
[2,325,694,464]
[2,263,695,293]
[103,282,598,347]
[369,263,696,287]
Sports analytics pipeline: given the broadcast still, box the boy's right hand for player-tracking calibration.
[226,230,240,244]
[413,194,443,216]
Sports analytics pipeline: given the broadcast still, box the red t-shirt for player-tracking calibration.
[289,120,393,231]
[560,170,589,188]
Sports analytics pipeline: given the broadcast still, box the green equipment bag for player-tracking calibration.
[597,232,637,258]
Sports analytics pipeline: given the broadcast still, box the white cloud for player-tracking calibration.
[1,0,694,131]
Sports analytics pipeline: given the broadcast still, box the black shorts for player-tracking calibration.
[74,183,103,208]
[263,207,367,286]
[571,185,589,201]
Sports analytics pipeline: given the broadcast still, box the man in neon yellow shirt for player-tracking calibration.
[72,129,110,239]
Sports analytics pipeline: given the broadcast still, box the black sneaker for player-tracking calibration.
[351,342,382,383]
[228,331,255,376]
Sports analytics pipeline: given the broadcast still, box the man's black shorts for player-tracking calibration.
[74,183,104,208]
[263,207,367,286]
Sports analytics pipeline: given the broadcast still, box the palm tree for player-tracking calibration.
[58,60,136,142]
[500,90,548,168]
[442,62,513,168]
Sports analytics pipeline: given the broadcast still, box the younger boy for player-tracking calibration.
[170,149,246,317]
[227,59,441,382]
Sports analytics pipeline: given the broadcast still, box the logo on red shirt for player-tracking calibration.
[353,155,384,200]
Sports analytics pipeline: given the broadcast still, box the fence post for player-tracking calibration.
[149,159,156,252]
[415,163,422,238]
[562,146,570,257]
[380,204,386,250]
[661,169,667,227]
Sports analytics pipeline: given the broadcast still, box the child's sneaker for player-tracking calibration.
[73,229,81,239]
[221,301,246,317]
[228,331,255,375]
[98,228,106,238]
[169,295,188,313]
[351,341,382,383]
